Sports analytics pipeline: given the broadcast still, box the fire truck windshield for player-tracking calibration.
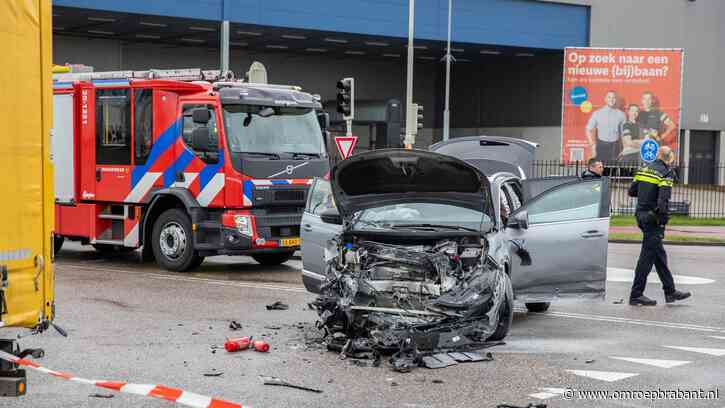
[222,106,324,156]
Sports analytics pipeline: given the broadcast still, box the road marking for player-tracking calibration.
[534,311,725,334]
[607,267,715,285]
[529,387,566,400]
[149,274,307,293]
[709,336,725,341]
[609,356,691,368]
[566,369,639,382]
[60,263,308,294]
[663,345,725,356]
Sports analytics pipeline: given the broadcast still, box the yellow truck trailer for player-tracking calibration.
[0,0,55,396]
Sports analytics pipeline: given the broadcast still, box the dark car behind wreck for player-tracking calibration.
[308,150,515,369]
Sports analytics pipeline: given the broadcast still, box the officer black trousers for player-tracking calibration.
[630,212,676,298]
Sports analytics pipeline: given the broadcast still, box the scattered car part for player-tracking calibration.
[89,393,114,398]
[229,321,242,331]
[225,337,251,352]
[266,301,290,311]
[260,376,323,393]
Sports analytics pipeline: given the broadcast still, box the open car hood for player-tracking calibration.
[331,149,493,219]
[429,136,538,179]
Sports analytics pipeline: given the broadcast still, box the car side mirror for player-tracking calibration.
[191,127,214,152]
[192,108,211,124]
[320,207,342,225]
[507,210,529,230]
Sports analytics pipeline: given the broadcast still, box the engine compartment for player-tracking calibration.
[311,233,513,370]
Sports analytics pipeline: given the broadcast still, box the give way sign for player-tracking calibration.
[335,136,358,160]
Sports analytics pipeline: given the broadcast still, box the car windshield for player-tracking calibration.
[353,203,490,232]
[222,106,325,155]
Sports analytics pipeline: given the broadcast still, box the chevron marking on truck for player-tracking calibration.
[0,350,244,408]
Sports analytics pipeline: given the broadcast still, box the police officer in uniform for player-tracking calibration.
[628,146,691,306]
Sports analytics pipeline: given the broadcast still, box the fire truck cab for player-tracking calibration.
[52,68,329,271]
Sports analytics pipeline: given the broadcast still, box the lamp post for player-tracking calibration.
[442,0,452,141]
[404,0,415,149]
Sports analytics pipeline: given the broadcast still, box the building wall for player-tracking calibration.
[544,0,725,133]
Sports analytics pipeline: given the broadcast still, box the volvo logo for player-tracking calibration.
[268,161,310,178]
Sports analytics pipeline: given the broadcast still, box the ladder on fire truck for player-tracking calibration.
[53,67,302,91]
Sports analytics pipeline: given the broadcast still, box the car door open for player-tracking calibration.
[506,178,609,302]
[300,178,342,293]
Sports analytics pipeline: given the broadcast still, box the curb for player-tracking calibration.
[609,239,725,247]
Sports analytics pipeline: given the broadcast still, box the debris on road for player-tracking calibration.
[89,393,114,398]
[585,359,595,364]
[260,375,323,393]
[225,337,270,353]
[266,301,290,311]
[229,321,242,331]
[225,336,251,352]
[497,404,547,408]
[612,298,624,304]
[203,369,224,377]
[421,351,493,369]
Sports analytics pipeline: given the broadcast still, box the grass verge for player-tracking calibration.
[609,231,725,244]
[610,215,725,227]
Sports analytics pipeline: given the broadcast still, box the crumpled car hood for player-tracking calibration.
[331,149,494,220]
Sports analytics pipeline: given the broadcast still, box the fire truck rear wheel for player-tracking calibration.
[151,209,202,272]
[252,251,295,266]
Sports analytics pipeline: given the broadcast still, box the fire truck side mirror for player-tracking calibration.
[192,108,211,124]
[191,127,214,152]
[317,111,330,131]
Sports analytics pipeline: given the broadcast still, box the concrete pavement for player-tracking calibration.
[3,242,723,408]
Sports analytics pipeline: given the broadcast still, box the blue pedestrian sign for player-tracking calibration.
[640,139,659,163]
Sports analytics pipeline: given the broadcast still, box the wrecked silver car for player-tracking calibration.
[301,147,609,362]
[302,150,515,367]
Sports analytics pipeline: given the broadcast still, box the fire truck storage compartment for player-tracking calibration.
[52,93,76,203]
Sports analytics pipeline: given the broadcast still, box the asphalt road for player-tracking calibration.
[3,242,724,408]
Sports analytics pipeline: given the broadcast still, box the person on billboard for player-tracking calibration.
[637,91,677,146]
[619,104,644,165]
[586,90,625,163]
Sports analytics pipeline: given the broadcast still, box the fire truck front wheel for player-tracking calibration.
[151,209,203,272]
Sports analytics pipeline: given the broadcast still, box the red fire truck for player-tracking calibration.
[52,68,330,271]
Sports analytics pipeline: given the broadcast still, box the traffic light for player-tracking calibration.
[336,77,354,120]
[406,103,424,138]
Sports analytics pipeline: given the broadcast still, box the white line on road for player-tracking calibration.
[607,267,715,285]
[529,388,567,400]
[566,369,639,382]
[533,310,725,334]
[609,356,691,368]
[709,336,725,340]
[663,345,725,356]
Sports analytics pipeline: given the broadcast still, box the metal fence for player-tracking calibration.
[531,161,725,218]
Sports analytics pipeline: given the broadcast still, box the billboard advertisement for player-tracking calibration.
[561,48,683,164]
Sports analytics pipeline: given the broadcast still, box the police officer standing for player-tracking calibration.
[628,146,691,306]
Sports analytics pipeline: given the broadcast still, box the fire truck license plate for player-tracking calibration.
[280,238,300,247]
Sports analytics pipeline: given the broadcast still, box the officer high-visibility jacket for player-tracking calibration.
[627,159,674,216]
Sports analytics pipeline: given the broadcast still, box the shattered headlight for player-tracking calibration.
[233,215,252,236]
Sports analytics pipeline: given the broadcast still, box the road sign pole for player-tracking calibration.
[443,0,452,142]
[346,119,352,137]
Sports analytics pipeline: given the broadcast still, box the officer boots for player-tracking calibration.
[665,290,692,303]
[629,295,657,306]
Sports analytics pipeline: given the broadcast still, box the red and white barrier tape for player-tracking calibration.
[0,350,243,408]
